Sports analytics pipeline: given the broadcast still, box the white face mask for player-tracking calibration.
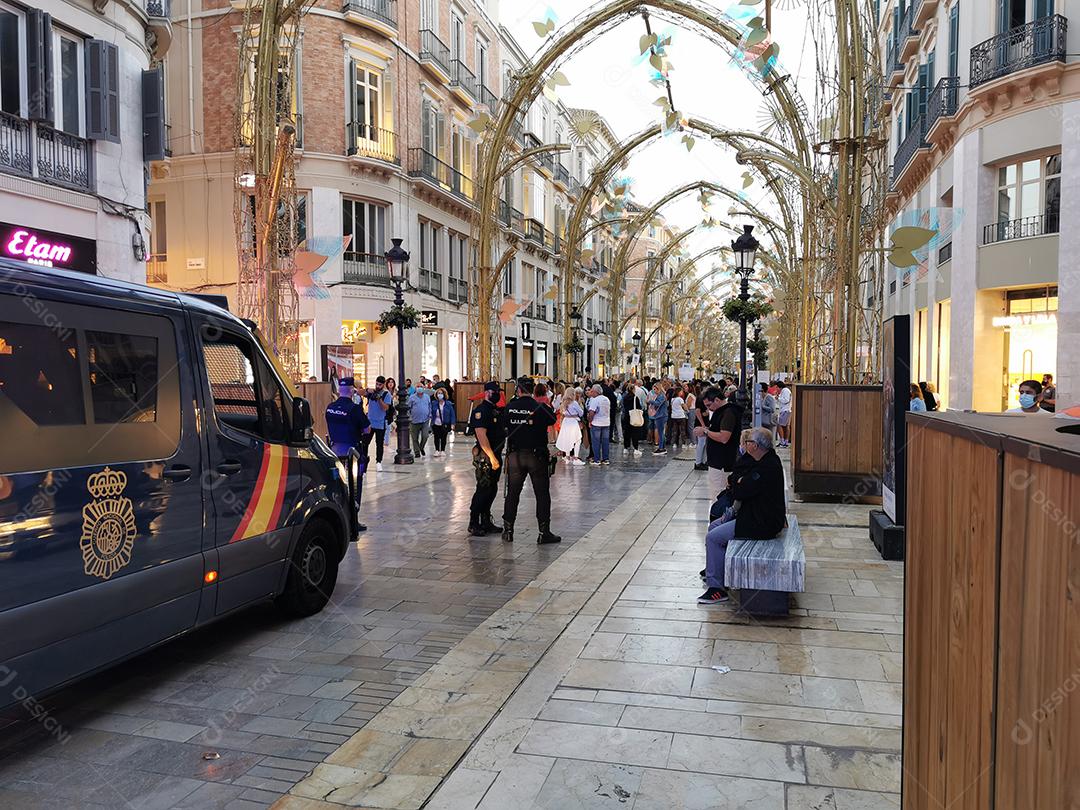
[437,392,445,400]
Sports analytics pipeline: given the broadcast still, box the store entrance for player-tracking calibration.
[998,288,1057,410]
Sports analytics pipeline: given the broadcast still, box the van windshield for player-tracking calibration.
[251,325,299,400]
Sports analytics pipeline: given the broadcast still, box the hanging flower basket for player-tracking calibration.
[566,337,586,354]
[747,337,769,367]
[377,303,422,334]
[722,296,773,324]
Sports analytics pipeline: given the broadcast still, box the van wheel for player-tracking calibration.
[276,518,340,617]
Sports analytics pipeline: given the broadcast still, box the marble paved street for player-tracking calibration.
[0,439,905,809]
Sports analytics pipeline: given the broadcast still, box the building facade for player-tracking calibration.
[0,0,170,281]
[879,0,1077,409]
[147,0,617,384]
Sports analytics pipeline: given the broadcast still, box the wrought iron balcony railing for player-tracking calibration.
[892,115,927,182]
[419,29,451,77]
[554,163,570,186]
[408,148,472,200]
[511,207,525,233]
[0,113,94,193]
[524,132,541,151]
[983,212,1059,244]
[525,218,546,245]
[146,0,170,17]
[926,76,959,132]
[342,0,396,28]
[937,242,952,263]
[449,59,477,100]
[970,15,1067,88]
[481,86,499,112]
[346,122,398,164]
[343,253,391,286]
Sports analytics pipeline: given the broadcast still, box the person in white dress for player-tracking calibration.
[556,387,586,464]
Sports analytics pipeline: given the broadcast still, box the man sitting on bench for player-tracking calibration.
[698,427,787,605]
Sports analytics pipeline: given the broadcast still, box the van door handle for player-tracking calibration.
[216,461,242,476]
[163,465,192,482]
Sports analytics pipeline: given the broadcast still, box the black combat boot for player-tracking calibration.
[537,522,562,545]
[501,520,514,543]
[468,512,486,537]
[480,513,503,533]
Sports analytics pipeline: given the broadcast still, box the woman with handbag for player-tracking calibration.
[622,380,645,455]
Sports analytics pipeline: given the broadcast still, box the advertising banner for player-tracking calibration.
[882,315,911,524]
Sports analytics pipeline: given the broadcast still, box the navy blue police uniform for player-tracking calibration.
[468,383,505,536]
[326,379,371,529]
[501,379,560,545]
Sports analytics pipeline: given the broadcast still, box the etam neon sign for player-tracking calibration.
[5,229,72,267]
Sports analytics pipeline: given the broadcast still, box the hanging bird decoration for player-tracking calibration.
[741,171,755,189]
[532,9,557,38]
[887,226,938,267]
[467,113,491,134]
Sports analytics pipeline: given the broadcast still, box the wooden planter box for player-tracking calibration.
[792,385,883,498]
[904,411,1080,810]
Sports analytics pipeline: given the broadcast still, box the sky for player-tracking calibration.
[498,0,824,296]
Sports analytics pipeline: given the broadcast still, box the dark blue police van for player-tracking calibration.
[0,261,358,709]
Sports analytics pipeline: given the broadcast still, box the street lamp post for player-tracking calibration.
[632,329,641,378]
[385,238,414,465]
[570,308,583,377]
[731,225,759,427]
[664,341,673,377]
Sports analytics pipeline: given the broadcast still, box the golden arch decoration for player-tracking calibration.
[471,0,819,378]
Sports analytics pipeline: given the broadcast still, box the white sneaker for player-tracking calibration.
[572,458,586,466]
[376,462,384,471]
[633,449,643,457]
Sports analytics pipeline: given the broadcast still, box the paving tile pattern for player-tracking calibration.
[0,444,671,809]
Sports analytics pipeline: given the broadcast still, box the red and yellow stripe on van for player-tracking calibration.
[230,444,290,543]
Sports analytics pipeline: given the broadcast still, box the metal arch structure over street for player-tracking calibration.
[469,0,822,379]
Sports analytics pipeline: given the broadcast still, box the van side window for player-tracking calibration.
[203,330,288,443]
[0,321,85,426]
[86,331,159,423]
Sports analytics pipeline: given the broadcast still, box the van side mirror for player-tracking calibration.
[291,396,313,444]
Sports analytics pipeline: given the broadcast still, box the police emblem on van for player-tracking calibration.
[80,467,137,580]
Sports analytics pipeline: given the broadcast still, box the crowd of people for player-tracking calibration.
[324,371,795,606]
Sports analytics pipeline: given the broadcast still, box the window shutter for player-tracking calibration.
[346,59,357,154]
[26,10,53,124]
[142,67,166,161]
[421,101,432,153]
[86,40,120,142]
[381,71,393,133]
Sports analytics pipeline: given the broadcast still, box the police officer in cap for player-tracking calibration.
[502,376,560,544]
[326,377,370,532]
[468,381,505,536]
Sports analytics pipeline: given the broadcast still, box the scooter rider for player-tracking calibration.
[326,377,370,532]
[502,376,561,545]
[468,381,505,537]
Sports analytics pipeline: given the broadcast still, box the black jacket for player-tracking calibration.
[731,449,786,540]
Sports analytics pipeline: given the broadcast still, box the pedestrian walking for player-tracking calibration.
[586,384,612,465]
[408,383,433,457]
[651,382,670,455]
[363,376,393,471]
[776,381,792,447]
[468,382,505,537]
[430,387,456,457]
[555,388,585,465]
[622,380,645,455]
[502,377,561,544]
[326,377,370,532]
[670,385,688,450]
[759,382,777,434]
[383,378,397,449]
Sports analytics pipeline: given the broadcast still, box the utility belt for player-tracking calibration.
[506,445,557,476]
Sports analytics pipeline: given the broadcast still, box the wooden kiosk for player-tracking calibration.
[903,411,1080,810]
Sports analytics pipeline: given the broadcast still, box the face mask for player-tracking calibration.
[437,392,445,400]
[1019,393,1036,409]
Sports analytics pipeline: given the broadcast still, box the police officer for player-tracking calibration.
[326,377,370,532]
[502,377,560,544]
[468,381,505,537]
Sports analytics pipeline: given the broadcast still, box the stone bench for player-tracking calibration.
[724,515,804,617]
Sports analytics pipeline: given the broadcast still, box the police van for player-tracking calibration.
[0,261,359,709]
